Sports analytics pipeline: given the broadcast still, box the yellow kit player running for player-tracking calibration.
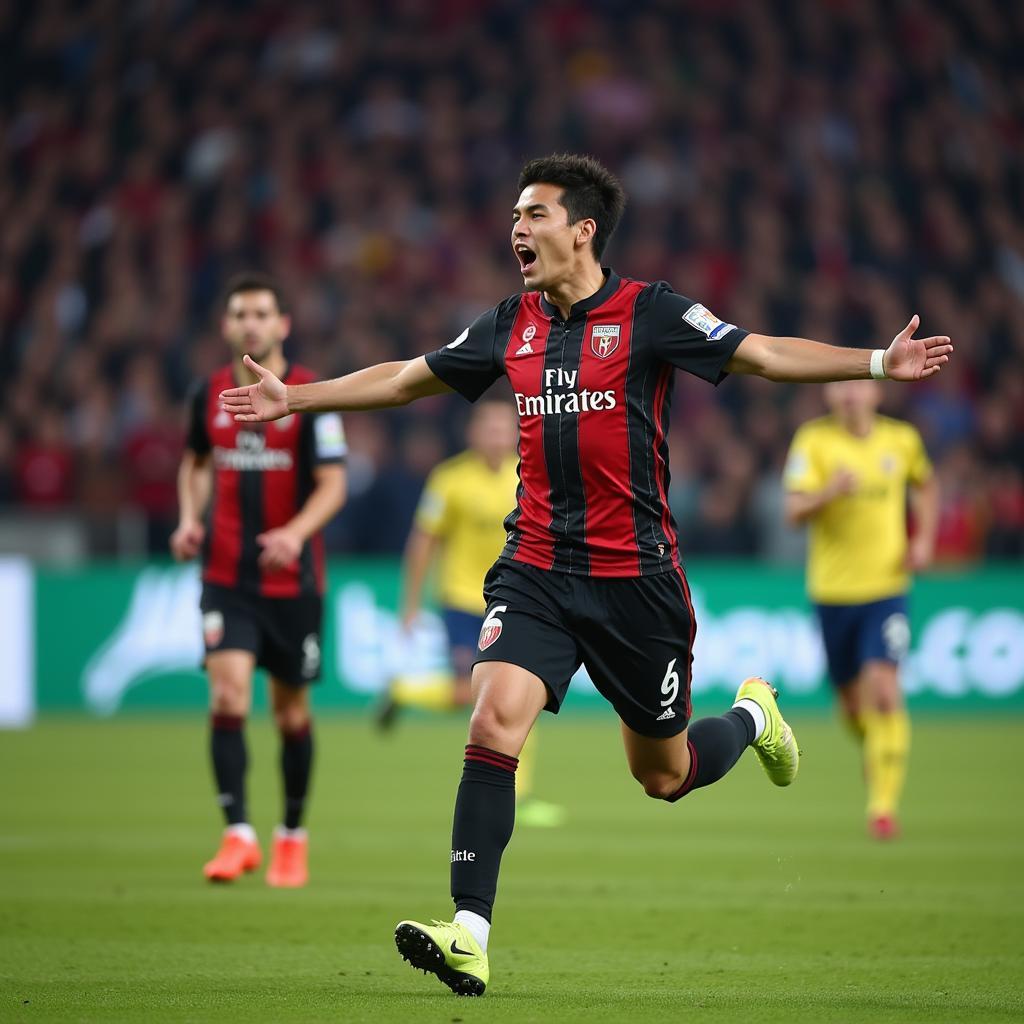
[784,379,937,839]
[380,398,564,827]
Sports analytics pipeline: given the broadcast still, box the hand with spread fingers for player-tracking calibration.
[220,354,290,422]
[883,315,953,381]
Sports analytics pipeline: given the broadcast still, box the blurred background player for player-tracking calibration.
[784,378,937,839]
[170,272,347,885]
[379,398,564,828]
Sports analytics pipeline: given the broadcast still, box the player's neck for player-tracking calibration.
[838,411,874,437]
[477,451,505,472]
[542,262,606,320]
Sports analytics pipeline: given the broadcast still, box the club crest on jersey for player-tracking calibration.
[523,324,537,342]
[214,408,232,428]
[591,324,620,359]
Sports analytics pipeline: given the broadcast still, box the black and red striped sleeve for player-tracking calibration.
[185,379,211,455]
[425,297,519,401]
[647,282,748,385]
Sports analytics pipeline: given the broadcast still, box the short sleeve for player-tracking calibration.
[648,282,748,385]
[424,302,508,402]
[904,425,933,485]
[413,467,452,537]
[185,380,211,455]
[783,425,826,494]
[310,412,347,465]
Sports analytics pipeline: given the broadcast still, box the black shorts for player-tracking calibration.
[200,584,323,687]
[474,559,695,738]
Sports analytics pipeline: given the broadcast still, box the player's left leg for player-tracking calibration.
[620,676,798,801]
[860,659,910,839]
[854,597,912,839]
[266,679,313,887]
[260,593,322,887]
[583,570,797,800]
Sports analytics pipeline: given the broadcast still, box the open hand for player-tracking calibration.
[220,355,290,422]
[883,315,953,381]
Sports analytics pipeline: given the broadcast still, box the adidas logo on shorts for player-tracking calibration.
[656,707,676,721]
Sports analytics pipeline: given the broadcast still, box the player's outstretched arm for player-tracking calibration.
[220,355,452,423]
[727,315,952,383]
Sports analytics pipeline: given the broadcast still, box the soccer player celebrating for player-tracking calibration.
[382,397,564,828]
[220,155,952,992]
[171,273,347,887]
[784,380,938,839]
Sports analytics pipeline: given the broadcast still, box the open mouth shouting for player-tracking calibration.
[514,243,538,276]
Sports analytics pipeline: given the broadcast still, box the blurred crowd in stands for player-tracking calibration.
[1,0,1022,562]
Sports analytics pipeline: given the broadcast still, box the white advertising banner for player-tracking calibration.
[0,558,34,728]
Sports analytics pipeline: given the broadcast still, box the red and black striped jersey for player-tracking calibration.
[186,364,347,597]
[425,271,747,577]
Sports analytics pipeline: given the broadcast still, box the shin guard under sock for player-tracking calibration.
[666,708,755,802]
[280,722,314,830]
[210,713,248,825]
[450,745,518,922]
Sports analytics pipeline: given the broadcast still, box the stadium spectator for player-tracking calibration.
[0,0,1020,562]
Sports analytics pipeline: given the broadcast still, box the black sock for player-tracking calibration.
[666,708,755,802]
[210,713,248,825]
[451,745,518,922]
[281,722,314,830]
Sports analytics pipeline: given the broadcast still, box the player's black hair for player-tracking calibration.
[517,154,627,260]
[222,271,289,314]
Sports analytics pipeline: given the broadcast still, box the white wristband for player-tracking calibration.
[869,349,887,380]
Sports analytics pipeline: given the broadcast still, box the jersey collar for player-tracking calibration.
[538,268,620,320]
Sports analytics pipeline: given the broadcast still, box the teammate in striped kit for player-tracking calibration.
[220,156,953,993]
[171,272,347,888]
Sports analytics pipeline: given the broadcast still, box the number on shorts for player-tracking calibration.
[660,658,680,707]
[478,604,508,651]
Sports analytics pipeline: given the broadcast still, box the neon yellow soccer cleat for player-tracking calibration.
[394,918,489,996]
[735,676,800,786]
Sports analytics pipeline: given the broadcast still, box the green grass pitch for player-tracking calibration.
[1,712,1022,1022]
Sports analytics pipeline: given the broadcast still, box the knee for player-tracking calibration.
[468,701,521,752]
[210,678,248,716]
[274,705,310,735]
[864,664,902,714]
[633,769,684,801]
[272,690,310,734]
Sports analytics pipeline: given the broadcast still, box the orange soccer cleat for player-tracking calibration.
[266,828,309,888]
[203,827,262,882]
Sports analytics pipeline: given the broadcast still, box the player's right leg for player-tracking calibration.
[203,648,261,882]
[396,563,580,995]
[396,660,548,996]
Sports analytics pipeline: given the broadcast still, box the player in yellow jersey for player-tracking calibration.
[379,398,564,827]
[784,378,937,839]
